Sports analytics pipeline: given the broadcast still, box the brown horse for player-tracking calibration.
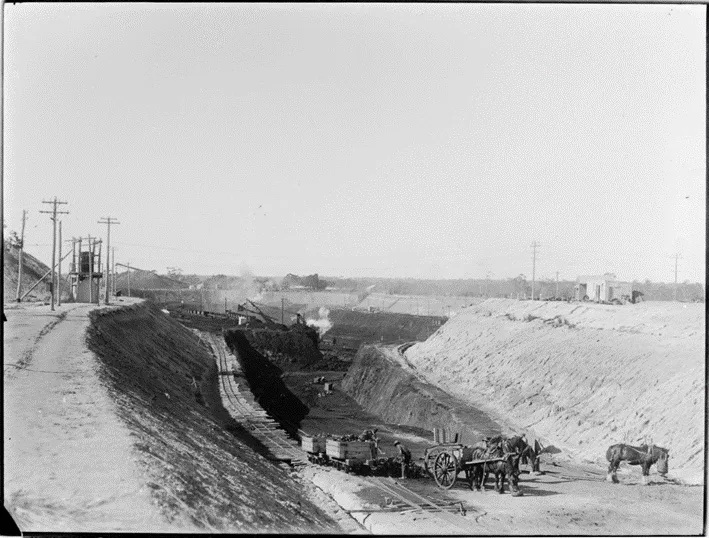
[466,440,521,495]
[486,435,541,474]
[606,443,669,484]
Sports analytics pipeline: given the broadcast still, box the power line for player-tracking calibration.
[39,198,69,310]
[671,253,682,301]
[98,217,120,304]
[15,210,27,302]
[531,241,540,301]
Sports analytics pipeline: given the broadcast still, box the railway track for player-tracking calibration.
[361,476,474,532]
[195,329,478,533]
[196,330,306,463]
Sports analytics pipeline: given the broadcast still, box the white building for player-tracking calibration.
[575,273,632,302]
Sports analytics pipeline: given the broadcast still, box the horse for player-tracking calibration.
[518,437,543,474]
[606,443,669,484]
[485,435,541,475]
[465,440,521,495]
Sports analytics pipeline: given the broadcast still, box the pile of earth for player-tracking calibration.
[3,242,69,302]
[341,345,504,445]
[314,308,445,350]
[114,269,189,291]
[404,298,705,484]
[86,301,338,532]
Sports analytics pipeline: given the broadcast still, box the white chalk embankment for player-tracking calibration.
[405,299,705,485]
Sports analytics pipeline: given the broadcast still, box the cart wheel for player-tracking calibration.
[433,452,459,489]
[424,446,444,476]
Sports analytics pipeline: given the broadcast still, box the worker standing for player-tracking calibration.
[394,440,411,479]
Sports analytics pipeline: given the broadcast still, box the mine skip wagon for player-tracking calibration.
[301,435,376,474]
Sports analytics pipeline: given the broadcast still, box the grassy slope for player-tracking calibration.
[86,301,337,532]
[406,299,705,483]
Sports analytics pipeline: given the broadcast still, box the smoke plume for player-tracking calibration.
[306,307,333,336]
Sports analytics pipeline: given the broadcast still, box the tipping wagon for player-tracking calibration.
[325,438,376,473]
[300,434,376,473]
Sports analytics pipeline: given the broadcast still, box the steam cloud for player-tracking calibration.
[306,307,333,336]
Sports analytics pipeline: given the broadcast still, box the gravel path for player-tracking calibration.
[4,301,171,532]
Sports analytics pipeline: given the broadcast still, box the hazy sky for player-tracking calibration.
[4,3,706,282]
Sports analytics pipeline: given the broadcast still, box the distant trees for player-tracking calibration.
[5,230,22,249]
[632,279,705,302]
[282,273,328,290]
[512,274,528,298]
[166,267,201,287]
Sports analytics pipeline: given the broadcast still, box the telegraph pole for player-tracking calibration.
[98,217,120,304]
[15,210,27,302]
[57,221,63,306]
[66,237,77,301]
[531,241,540,301]
[112,247,116,296]
[672,253,682,302]
[556,271,560,299]
[40,197,69,311]
[88,236,93,304]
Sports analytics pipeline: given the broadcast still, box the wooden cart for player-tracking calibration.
[429,444,506,490]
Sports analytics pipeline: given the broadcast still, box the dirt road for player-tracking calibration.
[302,453,704,535]
[4,301,175,532]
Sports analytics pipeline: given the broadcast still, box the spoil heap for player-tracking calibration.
[405,299,705,484]
[87,301,338,532]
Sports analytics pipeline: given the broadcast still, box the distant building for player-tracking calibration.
[575,273,632,302]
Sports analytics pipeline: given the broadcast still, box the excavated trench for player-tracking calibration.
[222,329,309,436]
[171,309,506,456]
[220,328,505,455]
[340,345,506,444]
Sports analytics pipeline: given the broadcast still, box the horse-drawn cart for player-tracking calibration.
[430,444,507,489]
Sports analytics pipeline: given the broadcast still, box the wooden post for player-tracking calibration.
[15,209,26,302]
[97,240,102,304]
[71,238,77,301]
[88,237,93,304]
[112,247,116,297]
[57,221,62,306]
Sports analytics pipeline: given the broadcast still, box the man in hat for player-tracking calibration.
[394,441,412,479]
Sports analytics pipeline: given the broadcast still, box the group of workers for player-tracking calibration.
[359,428,412,478]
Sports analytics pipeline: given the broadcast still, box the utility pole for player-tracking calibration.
[556,271,560,299]
[57,221,62,306]
[112,247,116,297]
[88,236,93,304]
[531,241,540,301]
[15,209,27,302]
[98,217,120,304]
[672,253,682,302]
[40,197,69,311]
[96,240,102,305]
[66,236,77,301]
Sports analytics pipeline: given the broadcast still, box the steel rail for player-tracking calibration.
[363,477,473,532]
[198,330,305,462]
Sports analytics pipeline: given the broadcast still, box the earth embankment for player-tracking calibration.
[404,299,705,484]
[87,301,338,532]
[341,345,504,443]
[223,328,310,435]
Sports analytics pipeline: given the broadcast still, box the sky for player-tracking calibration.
[3,3,706,283]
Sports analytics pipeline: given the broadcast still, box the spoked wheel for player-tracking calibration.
[433,452,459,489]
[424,446,445,476]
